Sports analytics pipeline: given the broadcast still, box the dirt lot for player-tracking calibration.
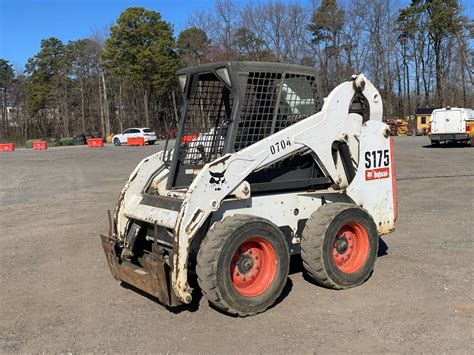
[1,137,473,353]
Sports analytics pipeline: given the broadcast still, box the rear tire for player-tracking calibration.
[113,138,121,146]
[301,203,378,289]
[196,215,289,316]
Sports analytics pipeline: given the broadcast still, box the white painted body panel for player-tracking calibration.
[346,121,396,234]
[114,151,178,236]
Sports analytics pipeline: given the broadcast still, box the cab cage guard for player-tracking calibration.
[166,61,324,190]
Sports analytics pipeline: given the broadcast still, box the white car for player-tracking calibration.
[112,127,157,146]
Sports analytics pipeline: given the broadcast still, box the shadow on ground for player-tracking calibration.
[119,237,389,315]
[120,282,202,314]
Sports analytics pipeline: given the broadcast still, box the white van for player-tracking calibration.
[429,107,474,145]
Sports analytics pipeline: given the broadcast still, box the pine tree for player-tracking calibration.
[102,7,179,127]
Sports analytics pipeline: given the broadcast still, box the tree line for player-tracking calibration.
[0,0,472,144]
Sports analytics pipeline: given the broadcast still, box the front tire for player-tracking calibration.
[196,215,289,316]
[113,138,121,146]
[301,203,378,289]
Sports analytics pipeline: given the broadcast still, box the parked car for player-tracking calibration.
[112,128,158,146]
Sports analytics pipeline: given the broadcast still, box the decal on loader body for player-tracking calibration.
[364,149,390,180]
[365,167,390,180]
[269,138,292,155]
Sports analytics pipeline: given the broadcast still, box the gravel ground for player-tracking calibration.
[0,137,473,353]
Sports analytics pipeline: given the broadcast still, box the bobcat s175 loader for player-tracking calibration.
[100,62,397,316]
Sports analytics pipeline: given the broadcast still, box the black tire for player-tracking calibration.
[113,138,121,146]
[196,215,290,316]
[149,140,156,145]
[301,203,378,289]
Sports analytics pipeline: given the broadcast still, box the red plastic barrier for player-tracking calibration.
[127,137,145,146]
[87,138,104,147]
[0,143,14,152]
[33,141,48,150]
[181,134,198,144]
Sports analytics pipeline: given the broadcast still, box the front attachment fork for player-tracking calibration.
[100,211,181,307]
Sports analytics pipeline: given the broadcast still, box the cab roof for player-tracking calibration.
[176,61,319,77]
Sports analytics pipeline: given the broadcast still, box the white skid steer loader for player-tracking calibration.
[100,62,397,316]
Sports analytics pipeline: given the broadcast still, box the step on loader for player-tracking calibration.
[100,62,397,316]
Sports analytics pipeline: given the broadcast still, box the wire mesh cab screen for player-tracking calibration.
[168,64,323,190]
[235,71,325,193]
[181,72,233,165]
[167,71,234,188]
[234,72,321,151]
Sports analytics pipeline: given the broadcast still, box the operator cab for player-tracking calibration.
[165,61,329,192]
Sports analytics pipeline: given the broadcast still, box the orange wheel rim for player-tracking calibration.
[230,237,277,297]
[332,222,369,273]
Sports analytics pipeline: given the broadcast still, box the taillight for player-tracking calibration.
[466,124,470,132]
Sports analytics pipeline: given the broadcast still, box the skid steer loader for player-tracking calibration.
[100,62,397,316]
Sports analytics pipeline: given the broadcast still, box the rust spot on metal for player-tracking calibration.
[113,190,126,237]
[172,211,184,283]
[107,210,113,236]
[378,223,395,235]
[185,209,203,234]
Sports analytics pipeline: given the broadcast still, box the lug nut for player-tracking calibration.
[255,265,260,270]
[335,253,338,257]
[248,250,253,255]
[235,272,239,276]
[255,255,258,260]
[241,276,246,281]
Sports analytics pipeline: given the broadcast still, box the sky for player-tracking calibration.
[1,0,473,72]
[0,0,222,70]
